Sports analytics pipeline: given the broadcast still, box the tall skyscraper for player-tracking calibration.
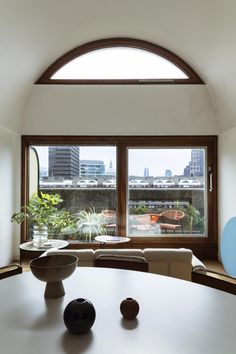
[106,160,116,176]
[183,149,204,177]
[165,169,172,177]
[49,146,80,178]
[144,167,149,177]
[39,167,48,178]
[80,160,105,176]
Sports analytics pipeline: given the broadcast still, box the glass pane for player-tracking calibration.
[52,47,188,80]
[29,147,39,198]
[29,145,117,241]
[128,148,206,237]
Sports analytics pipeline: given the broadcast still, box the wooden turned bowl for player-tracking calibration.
[30,255,78,298]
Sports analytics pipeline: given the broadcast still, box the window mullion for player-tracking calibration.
[117,143,127,236]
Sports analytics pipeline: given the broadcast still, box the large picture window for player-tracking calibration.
[22,136,217,258]
[128,148,206,237]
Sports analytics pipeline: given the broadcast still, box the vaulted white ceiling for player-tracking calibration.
[0,0,235,133]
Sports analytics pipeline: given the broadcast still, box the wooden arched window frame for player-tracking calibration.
[36,38,204,85]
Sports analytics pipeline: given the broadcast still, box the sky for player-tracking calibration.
[128,149,191,176]
[34,146,197,177]
[52,47,188,80]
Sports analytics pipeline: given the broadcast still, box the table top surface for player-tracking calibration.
[95,235,131,243]
[1,267,236,354]
[19,239,69,251]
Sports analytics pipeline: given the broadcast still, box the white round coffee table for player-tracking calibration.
[19,240,69,261]
[19,239,69,252]
[95,235,131,247]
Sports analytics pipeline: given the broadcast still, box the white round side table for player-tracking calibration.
[19,239,69,261]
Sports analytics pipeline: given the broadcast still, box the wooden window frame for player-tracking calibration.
[21,135,217,260]
[36,38,204,85]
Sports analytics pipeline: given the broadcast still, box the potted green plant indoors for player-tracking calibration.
[11,192,76,247]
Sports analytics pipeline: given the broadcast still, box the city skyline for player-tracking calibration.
[35,146,204,177]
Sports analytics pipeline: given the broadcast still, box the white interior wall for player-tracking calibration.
[0,128,21,265]
[0,0,236,263]
[1,1,236,133]
[3,82,219,262]
[218,126,236,260]
[22,85,218,135]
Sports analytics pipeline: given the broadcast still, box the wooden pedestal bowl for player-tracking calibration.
[30,255,78,298]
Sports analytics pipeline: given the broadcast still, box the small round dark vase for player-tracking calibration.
[120,297,139,320]
[63,298,96,334]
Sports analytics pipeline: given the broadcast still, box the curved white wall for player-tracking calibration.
[1,1,236,134]
[0,128,21,265]
[2,0,236,262]
[22,85,218,135]
[218,126,236,259]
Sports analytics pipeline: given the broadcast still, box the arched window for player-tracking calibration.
[36,38,203,84]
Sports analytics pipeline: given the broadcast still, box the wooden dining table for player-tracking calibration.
[0,267,236,354]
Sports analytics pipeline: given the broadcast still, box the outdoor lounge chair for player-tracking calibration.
[159,209,185,234]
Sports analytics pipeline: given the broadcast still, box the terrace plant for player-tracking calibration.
[174,201,205,234]
[133,205,148,215]
[74,208,107,242]
[11,192,76,235]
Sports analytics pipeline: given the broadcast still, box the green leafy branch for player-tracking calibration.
[11,192,76,233]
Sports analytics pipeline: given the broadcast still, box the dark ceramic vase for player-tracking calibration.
[120,297,139,320]
[63,298,96,334]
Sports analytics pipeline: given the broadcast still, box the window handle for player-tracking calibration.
[209,172,213,192]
